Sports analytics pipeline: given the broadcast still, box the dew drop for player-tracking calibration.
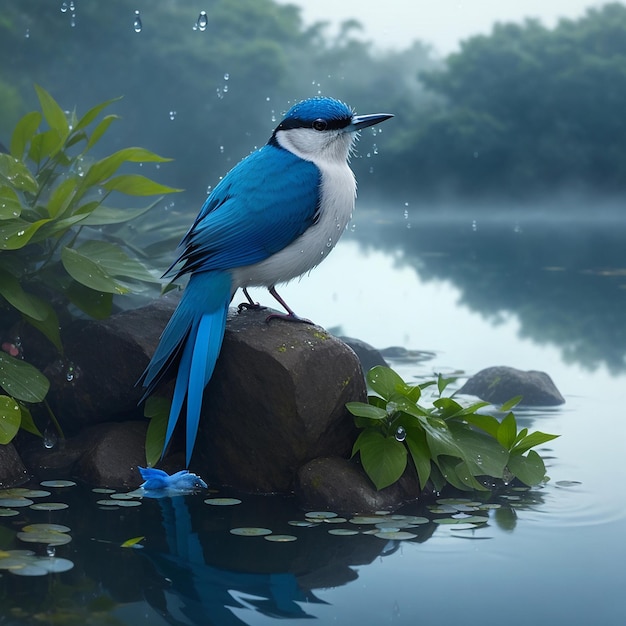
[133,10,142,33]
[198,11,208,31]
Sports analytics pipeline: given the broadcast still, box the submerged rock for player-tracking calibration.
[458,366,565,406]
[0,443,28,488]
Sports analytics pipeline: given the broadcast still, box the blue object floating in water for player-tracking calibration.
[138,467,207,492]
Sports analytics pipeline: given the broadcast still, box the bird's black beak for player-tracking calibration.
[348,112,394,132]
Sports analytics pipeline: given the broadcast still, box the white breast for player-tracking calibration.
[231,129,357,288]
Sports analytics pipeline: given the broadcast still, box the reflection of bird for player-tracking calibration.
[139,97,393,466]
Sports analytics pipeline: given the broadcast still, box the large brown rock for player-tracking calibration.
[193,308,365,493]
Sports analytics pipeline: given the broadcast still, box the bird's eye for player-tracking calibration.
[312,119,327,131]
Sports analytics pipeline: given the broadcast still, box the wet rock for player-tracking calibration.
[44,295,179,432]
[458,366,565,406]
[338,336,387,373]
[295,457,425,514]
[193,308,366,493]
[20,422,147,490]
[0,443,29,488]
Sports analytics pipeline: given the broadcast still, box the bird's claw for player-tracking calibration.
[265,312,314,325]
[237,301,266,313]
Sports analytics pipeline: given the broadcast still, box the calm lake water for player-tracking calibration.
[1,207,626,625]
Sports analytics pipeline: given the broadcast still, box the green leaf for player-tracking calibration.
[68,240,160,284]
[447,460,490,491]
[46,177,78,218]
[435,456,474,491]
[34,84,70,139]
[507,450,546,486]
[0,268,46,320]
[79,198,161,225]
[346,401,388,420]
[24,301,63,353]
[102,174,182,196]
[0,218,52,250]
[496,412,517,449]
[28,129,65,164]
[74,96,122,133]
[448,421,508,478]
[121,536,145,548]
[10,111,42,160]
[405,427,432,490]
[422,417,464,460]
[18,404,42,437]
[144,396,170,466]
[437,373,457,395]
[460,412,501,438]
[83,147,173,187]
[0,353,49,403]
[0,185,23,220]
[499,395,523,412]
[366,365,406,401]
[0,395,21,444]
[433,396,464,418]
[66,281,113,319]
[61,245,130,294]
[0,154,39,194]
[353,429,407,490]
[86,114,120,151]
[511,430,559,455]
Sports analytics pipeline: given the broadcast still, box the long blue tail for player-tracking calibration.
[140,271,231,466]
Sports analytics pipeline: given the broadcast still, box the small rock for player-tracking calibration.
[458,366,565,406]
[295,456,425,514]
[338,336,387,372]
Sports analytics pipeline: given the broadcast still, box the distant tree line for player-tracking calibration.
[1,1,625,203]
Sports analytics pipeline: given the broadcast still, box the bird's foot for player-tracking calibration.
[265,311,313,325]
[237,301,266,313]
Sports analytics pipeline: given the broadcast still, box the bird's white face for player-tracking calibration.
[274,126,356,166]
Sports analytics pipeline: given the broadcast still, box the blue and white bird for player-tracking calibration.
[139,96,392,466]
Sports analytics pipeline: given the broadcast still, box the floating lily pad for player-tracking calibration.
[323,517,348,524]
[92,488,116,494]
[0,498,33,507]
[288,520,315,527]
[17,531,72,546]
[434,516,488,525]
[9,556,74,576]
[349,516,390,525]
[374,511,391,516]
[391,515,429,525]
[30,502,69,511]
[0,508,19,516]
[230,527,273,536]
[204,498,242,506]
[478,503,502,510]
[22,524,70,533]
[328,528,360,536]
[374,531,417,540]
[264,534,297,542]
[110,493,141,500]
[40,480,76,488]
[305,511,338,520]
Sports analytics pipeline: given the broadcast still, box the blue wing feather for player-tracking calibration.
[167,145,320,279]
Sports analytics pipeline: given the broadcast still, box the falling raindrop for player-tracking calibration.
[223,84,228,93]
[70,12,76,28]
[168,110,177,121]
[471,219,478,232]
[223,72,229,81]
[43,427,58,450]
[61,2,68,12]
[219,146,224,154]
[198,11,208,31]
[395,426,407,442]
[133,10,142,33]
[25,29,30,39]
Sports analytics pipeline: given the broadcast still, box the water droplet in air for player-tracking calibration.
[43,427,58,450]
[471,219,478,232]
[70,12,76,28]
[46,545,56,557]
[133,10,142,33]
[223,72,229,81]
[25,28,30,38]
[223,84,228,93]
[326,237,333,248]
[219,146,224,154]
[372,144,379,155]
[168,110,176,121]
[403,209,409,220]
[395,426,407,442]
[61,2,68,12]
[198,11,208,31]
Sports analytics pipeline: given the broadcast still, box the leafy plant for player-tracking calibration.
[0,85,181,443]
[348,366,559,492]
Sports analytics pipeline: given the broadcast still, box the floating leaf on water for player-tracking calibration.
[433,516,488,525]
[328,528,360,536]
[110,493,141,500]
[264,534,297,542]
[98,505,119,511]
[323,517,348,524]
[10,562,48,576]
[229,527,272,537]
[374,510,391,516]
[30,502,68,511]
[40,480,76,488]
[305,511,338,520]
[92,488,116,494]
[349,516,390,525]
[288,520,315,527]
[121,536,145,548]
[17,531,72,546]
[9,556,74,576]
[478,503,502,510]
[375,523,402,532]
[374,531,417,540]
[96,500,121,506]
[0,498,33,507]
[447,523,491,532]
[22,524,70,533]
[428,505,458,514]
[390,515,430,525]
[204,498,242,506]
[0,508,19,516]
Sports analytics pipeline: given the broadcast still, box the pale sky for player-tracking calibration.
[281,0,612,54]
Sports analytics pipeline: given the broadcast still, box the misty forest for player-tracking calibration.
[1,1,626,204]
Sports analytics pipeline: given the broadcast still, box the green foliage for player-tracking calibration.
[348,366,559,492]
[0,85,180,443]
